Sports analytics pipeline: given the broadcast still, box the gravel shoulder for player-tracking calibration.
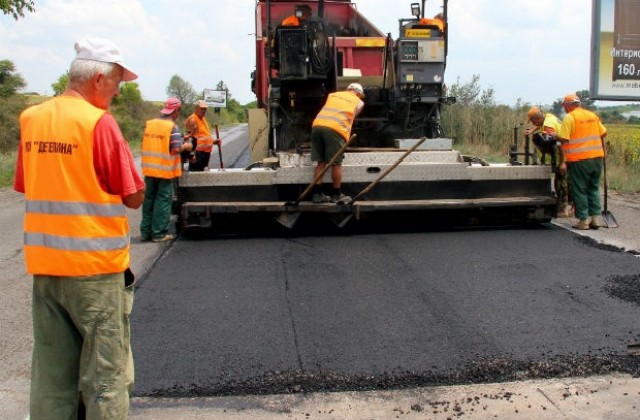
[1,188,639,420]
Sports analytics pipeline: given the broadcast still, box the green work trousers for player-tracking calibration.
[140,176,174,240]
[568,158,603,221]
[30,273,134,419]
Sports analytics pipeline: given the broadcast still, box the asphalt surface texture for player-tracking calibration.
[131,224,640,400]
[2,125,640,419]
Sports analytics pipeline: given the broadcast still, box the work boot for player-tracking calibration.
[556,204,573,218]
[152,234,175,243]
[312,193,331,203]
[572,219,590,230]
[330,193,352,205]
[589,215,603,230]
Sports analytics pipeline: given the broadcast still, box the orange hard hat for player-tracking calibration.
[562,93,581,105]
[527,106,542,120]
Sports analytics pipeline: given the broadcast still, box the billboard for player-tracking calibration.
[203,89,227,108]
[590,0,640,100]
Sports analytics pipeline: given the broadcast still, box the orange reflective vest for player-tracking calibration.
[186,114,215,152]
[560,108,606,163]
[141,118,182,179]
[312,91,361,141]
[19,96,130,276]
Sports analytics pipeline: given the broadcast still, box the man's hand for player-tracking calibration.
[182,140,193,152]
[123,189,144,209]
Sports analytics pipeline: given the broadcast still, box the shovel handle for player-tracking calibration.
[215,124,224,169]
[294,134,356,204]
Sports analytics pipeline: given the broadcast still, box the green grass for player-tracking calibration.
[0,151,16,189]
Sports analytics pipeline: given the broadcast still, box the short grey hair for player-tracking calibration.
[68,58,117,85]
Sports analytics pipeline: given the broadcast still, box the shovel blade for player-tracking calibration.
[328,213,353,229]
[275,212,301,229]
[602,210,618,228]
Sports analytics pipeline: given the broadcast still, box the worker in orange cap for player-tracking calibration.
[525,106,572,217]
[557,93,607,230]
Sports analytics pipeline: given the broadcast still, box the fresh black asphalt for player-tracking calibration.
[131,225,640,397]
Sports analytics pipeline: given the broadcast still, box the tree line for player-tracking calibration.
[0,59,253,154]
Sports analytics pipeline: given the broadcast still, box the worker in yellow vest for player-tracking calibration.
[185,100,219,171]
[557,93,607,230]
[140,97,193,242]
[310,83,365,204]
[14,37,144,419]
[526,106,572,218]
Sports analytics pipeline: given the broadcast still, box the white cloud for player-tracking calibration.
[0,0,605,106]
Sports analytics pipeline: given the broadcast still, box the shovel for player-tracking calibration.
[214,124,224,169]
[275,134,356,229]
[601,137,618,228]
[291,134,356,205]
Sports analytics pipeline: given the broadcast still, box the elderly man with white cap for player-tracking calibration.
[557,93,608,230]
[310,83,365,204]
[14,37,145,418]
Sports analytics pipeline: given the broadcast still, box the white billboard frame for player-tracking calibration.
[590,0,640,101]
[203,89,227,108]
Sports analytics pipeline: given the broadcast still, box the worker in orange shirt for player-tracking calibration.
[281,4,312,27]
[185,100,219,171]
[557,93,607,230]
[418,13,445,32]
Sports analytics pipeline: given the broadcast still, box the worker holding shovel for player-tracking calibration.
[309,83,365,204]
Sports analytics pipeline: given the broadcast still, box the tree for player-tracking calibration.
[0,59,26,97]
[51,72,69,96]
[110,82,148,145]
[1,0,35,19]
[576,89,596,110]
[215,80,233,100]
[166,75,197,109]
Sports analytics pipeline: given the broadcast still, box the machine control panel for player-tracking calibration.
[399,39,445,63]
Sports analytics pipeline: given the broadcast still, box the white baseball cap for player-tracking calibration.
[74,37,138,81]
[347,82,364,98]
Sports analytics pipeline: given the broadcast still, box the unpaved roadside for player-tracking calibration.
[1,188,639,420]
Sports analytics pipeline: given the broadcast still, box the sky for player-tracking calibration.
[0,0,601,107]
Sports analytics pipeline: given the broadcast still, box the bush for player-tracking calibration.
[0,94,28,153]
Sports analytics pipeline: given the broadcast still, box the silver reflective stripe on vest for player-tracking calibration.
[24,232,129,251]
[565,144,604,155]
[141,162,181,171]
[570,135,601,145]
[565,135,603,157]
[141,151,181,172]
[26,200,126,217]
[141,150,172,160]
[315,107,351,132]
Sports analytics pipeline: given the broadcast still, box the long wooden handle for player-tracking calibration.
[294,134,356,204]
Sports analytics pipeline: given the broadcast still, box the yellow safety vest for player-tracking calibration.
[141,118,182,179]
[312,91,361,141]
[19,96,130,276]
[187,114,215,152]
[560,108,606,163]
